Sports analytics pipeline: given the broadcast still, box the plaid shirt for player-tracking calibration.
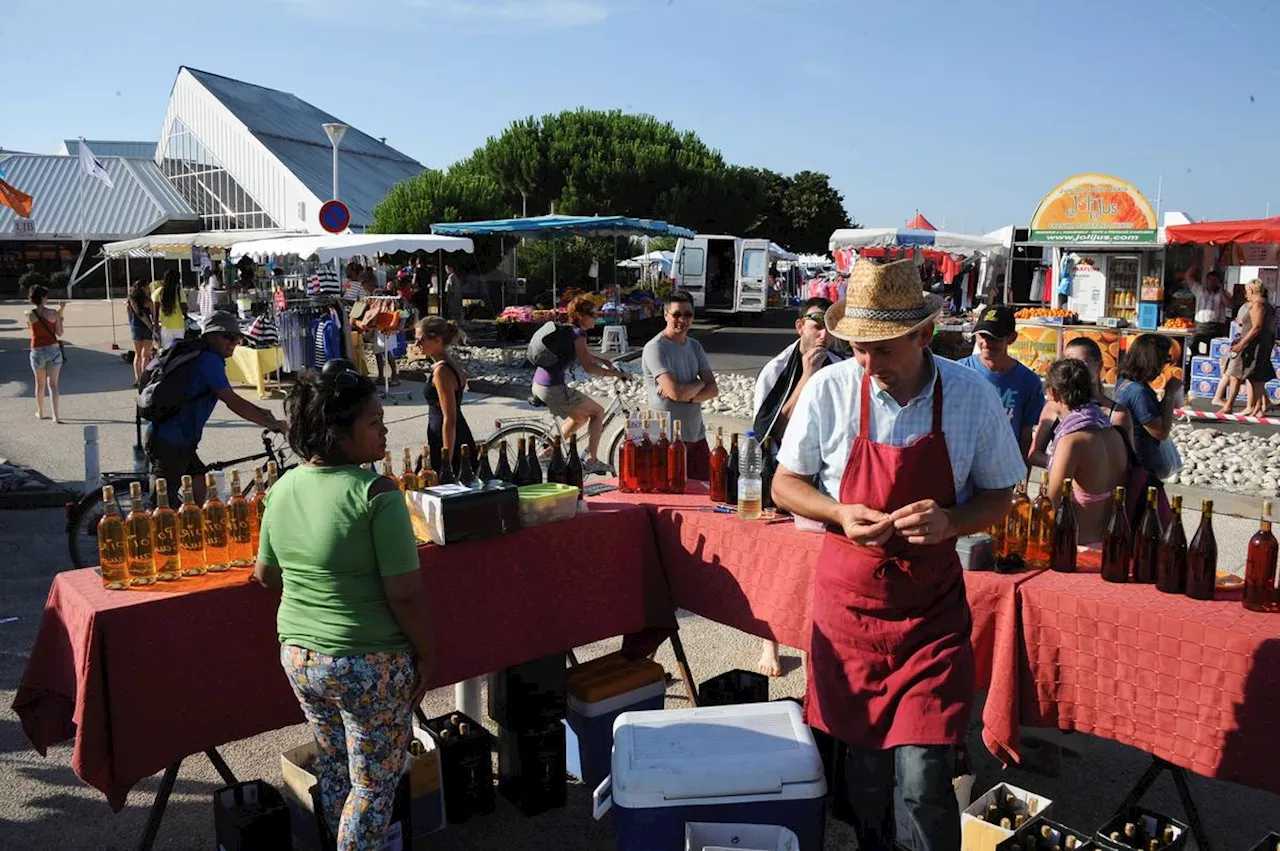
[778,352,1026,504]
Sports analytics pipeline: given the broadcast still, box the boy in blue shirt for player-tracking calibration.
[959,305,1043,465]
[147,312,284,506]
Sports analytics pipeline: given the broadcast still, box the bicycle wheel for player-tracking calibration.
[606,428,629,477]
[66,478,148,569]
[483,423,553,476]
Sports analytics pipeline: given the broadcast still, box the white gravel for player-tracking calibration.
[1167,424,1280,498]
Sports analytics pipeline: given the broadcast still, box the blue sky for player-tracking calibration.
[5,0,1278,234]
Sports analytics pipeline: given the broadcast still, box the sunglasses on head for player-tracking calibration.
[803,311,826,324]
[320,365,362,391]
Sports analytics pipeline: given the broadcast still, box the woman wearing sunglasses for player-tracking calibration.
[253,360,434,850]
[415,316,475,474]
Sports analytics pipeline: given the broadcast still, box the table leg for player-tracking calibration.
[1169,764,1213,851]
[567,649,580,667]
[415,707,430,727]
[1117,756,1165,813]
[136,761,181,851]
[669,631,699,707]
[204,748,238,787]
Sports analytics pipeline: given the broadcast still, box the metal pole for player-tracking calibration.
[552,240,557,306]
[332,142,339,202]
[106,258,118,349]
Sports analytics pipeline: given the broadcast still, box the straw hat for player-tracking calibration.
[826,259,943,343]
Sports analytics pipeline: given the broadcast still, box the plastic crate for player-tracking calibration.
[498,721,567,817]
[488,652,567,731]
[213,780,292,851]
[517,483,579,526]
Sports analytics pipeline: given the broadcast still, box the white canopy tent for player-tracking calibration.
[101,229,300,259]
[616,250,673,270]
[228,233,475,263]
[828,227,1005,254]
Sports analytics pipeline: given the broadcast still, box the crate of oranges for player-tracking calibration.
[1015,307,1078,325]
[1158,317,1194,330]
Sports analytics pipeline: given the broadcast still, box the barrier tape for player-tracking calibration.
[1174,408,1280,426]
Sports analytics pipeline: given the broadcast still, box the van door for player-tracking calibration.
[674,238,707,308]
[736,239,770,313]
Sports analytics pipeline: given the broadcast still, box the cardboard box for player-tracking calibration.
[1189,377,1218,399]
[280,728,444,851]
[961,783,1052,851]
[1209,337,1233,361]
[1190,356,1222,379]
[1266,380,1280,405]
[1094,806,1187,851]
[685,822,800,851]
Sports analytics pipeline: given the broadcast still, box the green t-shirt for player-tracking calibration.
[259,465,420,656]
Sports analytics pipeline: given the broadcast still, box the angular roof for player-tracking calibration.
[59,140,158,159]
[905,212,936,231]
[0,153,198,241]
[183,67,424,229]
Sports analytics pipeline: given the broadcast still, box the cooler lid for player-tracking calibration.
[569,659,665,702]
[610,702,825,808]
[566,652,631,694]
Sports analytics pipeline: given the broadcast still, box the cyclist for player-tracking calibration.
[145,311,285,507]
[531,296,625,473]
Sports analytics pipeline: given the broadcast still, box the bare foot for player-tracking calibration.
[757,640,783,678]
[35,411,44,420]
[1216,406,1234,416]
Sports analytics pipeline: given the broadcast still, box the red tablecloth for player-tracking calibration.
[598,485,1044,763]
[13,503,670,811]
[1017,558,1280,797]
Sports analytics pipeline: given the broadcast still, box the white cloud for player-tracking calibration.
[275,0,613,27]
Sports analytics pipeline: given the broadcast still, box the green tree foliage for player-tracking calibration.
[373,109,856,283]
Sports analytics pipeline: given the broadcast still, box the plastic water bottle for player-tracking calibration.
[738,430,763,520]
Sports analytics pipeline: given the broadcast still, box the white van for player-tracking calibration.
[671,235,775,317]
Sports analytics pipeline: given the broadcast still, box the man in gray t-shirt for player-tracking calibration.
[642,291,719,480]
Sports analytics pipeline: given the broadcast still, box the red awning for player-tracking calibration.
[1165,217,1280,245]
[905,212,937,231]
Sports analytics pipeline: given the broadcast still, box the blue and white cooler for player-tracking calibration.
[592,702,827,851]
[566,653,667,790]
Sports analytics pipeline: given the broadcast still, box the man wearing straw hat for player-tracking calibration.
[774,259,1025,851]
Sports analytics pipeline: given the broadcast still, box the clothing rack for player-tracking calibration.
[365,295,412,403]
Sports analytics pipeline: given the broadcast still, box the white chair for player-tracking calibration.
[600,325,629,355]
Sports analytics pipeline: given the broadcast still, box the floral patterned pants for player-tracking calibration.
[281,645,415,850]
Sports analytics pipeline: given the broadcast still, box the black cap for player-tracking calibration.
[974,305,1016,338]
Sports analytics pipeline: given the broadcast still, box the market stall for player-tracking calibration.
[431,214,694,305]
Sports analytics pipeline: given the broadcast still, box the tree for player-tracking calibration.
[370,168,510,234]
[781,170,853,254]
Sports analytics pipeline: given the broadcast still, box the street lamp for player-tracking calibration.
[322,122,349,202]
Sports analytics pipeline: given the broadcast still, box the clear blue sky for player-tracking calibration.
[6,0,1278,234]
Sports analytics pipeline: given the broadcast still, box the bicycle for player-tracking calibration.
[483,376,640,475]
[65,429,296,569]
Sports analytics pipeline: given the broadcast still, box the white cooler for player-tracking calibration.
[592,702,827,851]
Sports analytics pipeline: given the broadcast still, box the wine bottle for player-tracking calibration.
[636,420,654,493]
[546,437,569,485]
[98,485,129,590]
[523,439,543,484]
[619,428,638,493]
[1185,499,1217,600]
[226,471,255,568]
[566,434,585,493]
[438,451,456,486]
[709,427,729,503]
[726,432,741,505]
[1101,486,1131,583]
[1051,478,1078,572]
[177,475,206,577]
[381,451,395,481]
[1004,481,1032,560]
[419,444,440,488]
[458,445,477,489]
[1156,494,1188,594]
[652,420,670,494]
[202,473,230,573]
[494,440,514,484]
[668,420,687,494]
[400,447,421,491]
[249,469,266,550]
[1027,471,1054,569]
[266,461,279,490]
[513,438,529,486]
[1133,486,1162,583]
[124,481,157,586]
[1244,499,1279,612]
[476,442,495,484]
[151,479,181,582]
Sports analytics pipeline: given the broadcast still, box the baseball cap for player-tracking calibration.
[973,305,1016,338]
[200,311,242,338]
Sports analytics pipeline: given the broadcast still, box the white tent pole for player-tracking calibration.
[106,257,118,350]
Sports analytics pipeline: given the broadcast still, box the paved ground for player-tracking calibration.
[1,300,1278,849]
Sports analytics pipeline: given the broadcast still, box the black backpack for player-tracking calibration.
[137,339,212,423]
[526,321,578,369]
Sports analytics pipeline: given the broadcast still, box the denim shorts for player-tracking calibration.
[30,345,63,370]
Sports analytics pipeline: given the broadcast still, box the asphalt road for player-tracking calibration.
[0,300,1277,849]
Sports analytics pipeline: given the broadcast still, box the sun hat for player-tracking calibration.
[825,259,942,343]
[200,311,242,338]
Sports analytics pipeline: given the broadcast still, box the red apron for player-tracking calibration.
[805,371,974,749]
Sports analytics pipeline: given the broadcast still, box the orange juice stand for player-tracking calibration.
[1006,321,1188,390]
